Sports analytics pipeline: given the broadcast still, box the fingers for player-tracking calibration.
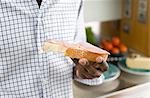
[75,64,86,79]
[94,61,109,72]
[78,58,89,65]
[74,57,108,79]
[78,68,101,79]
[84,65,101,77]
[76,56,104,65]
[94,63,101,69]
[75,64,93,79]
[75,64,102,79]
[95,57,109,72]
[78,58,101,77]
[81,69,94,79]
[96,56,104,63]
[76,69,87,79]
[101,61,109,71]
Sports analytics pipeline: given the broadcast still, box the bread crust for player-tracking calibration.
[65,48,108,62]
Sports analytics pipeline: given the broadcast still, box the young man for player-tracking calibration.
[0,0,108,98]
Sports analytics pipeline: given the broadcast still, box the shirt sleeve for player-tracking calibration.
[73,0,104,85]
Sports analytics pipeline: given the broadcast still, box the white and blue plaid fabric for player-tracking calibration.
[0,0,103,98]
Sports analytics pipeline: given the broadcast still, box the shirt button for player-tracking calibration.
[38,13,43,18]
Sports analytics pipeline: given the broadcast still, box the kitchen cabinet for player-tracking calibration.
[120,0,150,56]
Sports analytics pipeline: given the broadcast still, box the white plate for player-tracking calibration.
[103,63,121,83]
[118,62,150,76]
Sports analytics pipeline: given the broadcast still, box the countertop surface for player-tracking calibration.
[73,71,150,98]
[98,82,150,98]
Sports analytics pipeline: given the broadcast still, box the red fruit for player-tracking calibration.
[119,44,128,53]
[104,42,113,51]
[111,47,120,54]
[112,36,120,46]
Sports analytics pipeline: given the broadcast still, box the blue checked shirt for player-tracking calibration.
[0,0,103,98]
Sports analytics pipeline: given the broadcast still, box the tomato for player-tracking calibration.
[112,36,120,46]
[104,42,113,51]
[111,47,120,54]
[119,44,128,53]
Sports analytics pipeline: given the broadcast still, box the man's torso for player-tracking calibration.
[0,0,81,97]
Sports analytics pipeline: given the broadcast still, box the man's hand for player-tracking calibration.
[73,57,109,79]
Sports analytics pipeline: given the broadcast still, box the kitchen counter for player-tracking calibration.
[73,71,150,98]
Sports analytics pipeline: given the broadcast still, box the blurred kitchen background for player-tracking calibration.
[73,0,150,98]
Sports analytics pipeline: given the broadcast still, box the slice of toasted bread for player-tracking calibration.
[65,48,108,62]
[42,40,109,62]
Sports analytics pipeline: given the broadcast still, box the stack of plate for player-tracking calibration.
[74,63,121,93]
[99,63,121,92]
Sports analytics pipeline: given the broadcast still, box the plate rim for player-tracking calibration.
[118,62,150,76]
[103,63,121,83]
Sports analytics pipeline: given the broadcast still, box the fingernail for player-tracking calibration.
[78,58,88,65]
[96,56,104,63]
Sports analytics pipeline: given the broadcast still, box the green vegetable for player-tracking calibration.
[85,27,97,45]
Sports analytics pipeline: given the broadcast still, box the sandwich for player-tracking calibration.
[42,40,110,62]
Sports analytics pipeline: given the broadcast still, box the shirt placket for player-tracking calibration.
[35,1,52,98]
